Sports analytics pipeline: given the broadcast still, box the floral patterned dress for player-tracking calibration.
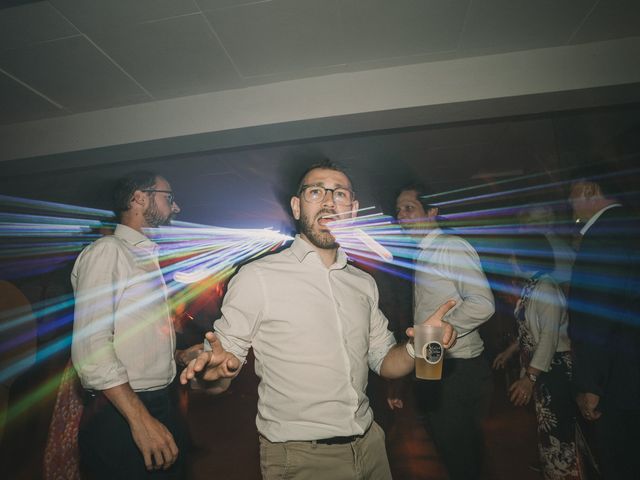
[515,273,580,480]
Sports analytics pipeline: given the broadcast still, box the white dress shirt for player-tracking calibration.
[414,228,494,359]
[71,224,176,392]
[214,235,396,442]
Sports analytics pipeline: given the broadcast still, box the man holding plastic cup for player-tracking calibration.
[391,184,495,480]
[181,161,457,480]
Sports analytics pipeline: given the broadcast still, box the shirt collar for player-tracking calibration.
[114,224,158,251]
[417,227,444,251]
[579,203,622,236]
[290,234,348,269]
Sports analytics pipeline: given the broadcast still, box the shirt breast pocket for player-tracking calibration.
[340,294,371,351]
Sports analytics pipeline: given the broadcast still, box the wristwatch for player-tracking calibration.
[527,372,538,383]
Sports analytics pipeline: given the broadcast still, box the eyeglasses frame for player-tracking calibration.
[298,184,355,206]
[142,189,176,205]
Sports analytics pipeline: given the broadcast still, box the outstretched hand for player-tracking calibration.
[406,300,457,349]
[179,331,241,385]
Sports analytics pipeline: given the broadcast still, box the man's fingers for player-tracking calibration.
[179,350,211,383]
[441,323,457,348]
[193,350,212,372]
[152,450,165,470]
[424,300,457,326]
[205,331,224,354]
[226,356,241,373]
[143,450,153,471]
[405,327,414,338]
[168,439,179,467]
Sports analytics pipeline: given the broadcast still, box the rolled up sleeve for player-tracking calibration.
[214,264,265,363]
[71,240,129,390]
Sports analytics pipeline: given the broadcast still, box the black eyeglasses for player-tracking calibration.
[142,189,176,205]
[299,185,354,206]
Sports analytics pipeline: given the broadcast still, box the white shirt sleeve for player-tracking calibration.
[214,263,266,363]
[436,239,494,334]
[71,239,130,390]
[366,278,397,375]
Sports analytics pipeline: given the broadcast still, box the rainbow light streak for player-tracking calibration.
[0,294,75,336]
[419,165,640,208]
[0,196,297,428]
[2,370,64,424]
[327,208,567,310]
[149,226,293,284]
[432,178,568,207]
[68,228,293,388]
[0,194,114,218]
[3,179,638,428]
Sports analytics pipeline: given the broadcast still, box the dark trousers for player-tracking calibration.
[594,406,640,479]
[79,387,185,480]
[414,355,493,480]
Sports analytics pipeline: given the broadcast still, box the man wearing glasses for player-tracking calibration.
[71,171,183,479]
[181,160,458,479]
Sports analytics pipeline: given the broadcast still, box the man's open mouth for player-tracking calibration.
[317,212,337,226]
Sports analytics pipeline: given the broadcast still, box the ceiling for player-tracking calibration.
[2,0,640,125]
[1,0,639,228]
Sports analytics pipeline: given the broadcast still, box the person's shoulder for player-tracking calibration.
[535,274,560,291]
[588,206,639,241]
[235,245,292,274]
[532,275,563,300]
[80,235,125,257]
[434,231,476,253]
[345,262,375,282]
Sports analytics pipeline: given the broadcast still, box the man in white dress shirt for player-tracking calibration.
[392,185,495,480]
[181,161,458,479]
[71,171,183,479]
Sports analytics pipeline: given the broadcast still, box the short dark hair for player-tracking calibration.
[398,183,437,212]
[294,160,353,195]
[568,160,621,198]
[512,233,555,275]
[113,171,159,216]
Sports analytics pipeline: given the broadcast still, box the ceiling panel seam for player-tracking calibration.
[46,2,155,100]
[195,7,245,79]
[565,0,600,44]
[455,0,474,50]
[0,66,65,110]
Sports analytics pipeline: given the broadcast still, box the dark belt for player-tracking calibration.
[314,433,364,445]
[260,424,371,445]
[312,423,371,445]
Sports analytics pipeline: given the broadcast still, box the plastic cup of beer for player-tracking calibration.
[414,324,444,380]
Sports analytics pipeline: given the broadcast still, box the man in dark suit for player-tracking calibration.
[568,164,640,479]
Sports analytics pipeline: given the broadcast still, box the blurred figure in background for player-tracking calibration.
[391,185,495,480]
[493,234,579,480]
[517,205,576,292]
[567,164,640,479]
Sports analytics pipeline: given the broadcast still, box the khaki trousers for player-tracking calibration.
[259,421,392,480]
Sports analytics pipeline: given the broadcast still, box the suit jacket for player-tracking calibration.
[568,205,640,411]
